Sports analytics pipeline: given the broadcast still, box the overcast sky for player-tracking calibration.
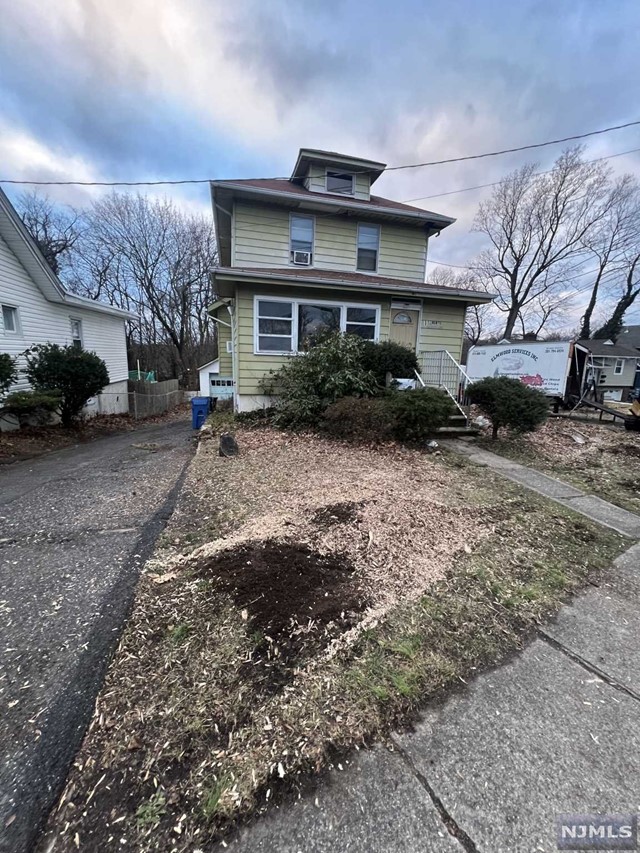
[1,0,639,327]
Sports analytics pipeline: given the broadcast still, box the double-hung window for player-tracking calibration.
[614,358,624,375]
[290,214,314,264]
[356,223,380,272]
[326,171,354,195]
[70,318,83,349]
[1,305,18,334]
[255,297,379,353]
[256,300,294,352]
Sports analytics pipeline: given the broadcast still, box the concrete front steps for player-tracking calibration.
[437,413,478,437]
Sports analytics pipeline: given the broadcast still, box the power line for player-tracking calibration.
[1,119,639,188]
[384,119,640,171]
[402,146,640,203]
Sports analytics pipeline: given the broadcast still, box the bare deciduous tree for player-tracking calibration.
[578,175,639,339]
[67,193,218,383]
[429,265,499,344]
[473,147,614,339]
[17,191,82,276]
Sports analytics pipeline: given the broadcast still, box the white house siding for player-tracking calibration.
[0,233,130,413]
[233,202,427,282]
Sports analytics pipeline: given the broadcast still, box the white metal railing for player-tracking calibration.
[419,350,471,416]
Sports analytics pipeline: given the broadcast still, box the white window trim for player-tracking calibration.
[1,304,20,335]
[70,316,84,347]
[356,222,381,274]
[253,294,381,356]
[614,358,624,375]
[289,212,316,267]
[325,169,356,197]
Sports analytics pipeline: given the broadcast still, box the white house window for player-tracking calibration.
[326,171,354,195]
[356,223,380,272]
[70,318,83,349]
[256,300,294,352]
[255,297,379,353]
[614,358,624,375]
[2,305,17,333]
[290,214,314,264]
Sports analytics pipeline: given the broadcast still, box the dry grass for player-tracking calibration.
[478,418,640,514]
[41,422,627,851]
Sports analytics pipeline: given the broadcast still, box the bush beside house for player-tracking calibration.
[263,331,452,442]
[0,353,18,397]
[25,343,110,427]
[467,376,549,439]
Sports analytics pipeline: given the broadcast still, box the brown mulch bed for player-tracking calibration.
[40,425,626,851]
[0,403,191,464]
[477,418,640,514]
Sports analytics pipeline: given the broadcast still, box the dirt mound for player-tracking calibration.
[311,500,365,527]
[194,541,368,683]
[607,442,640,458]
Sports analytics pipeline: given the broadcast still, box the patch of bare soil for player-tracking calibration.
[478,418,640,514]
[0,403,190,463]
[40,424,627,852]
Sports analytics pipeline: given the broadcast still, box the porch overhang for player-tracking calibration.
[211,267,494,306]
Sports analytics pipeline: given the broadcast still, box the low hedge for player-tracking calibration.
[323,387,455,443]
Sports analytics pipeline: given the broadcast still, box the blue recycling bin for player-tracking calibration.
[191,397,210,429]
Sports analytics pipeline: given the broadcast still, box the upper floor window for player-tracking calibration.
[2,305,18,334]
[614,358,624,375]
[357,223,380,272]
[290,214,314,265]
[70,318,83,349]
[326,171,355,196]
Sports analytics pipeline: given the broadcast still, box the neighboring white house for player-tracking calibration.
[0,187,137,426]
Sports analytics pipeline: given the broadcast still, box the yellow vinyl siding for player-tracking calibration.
[233,201,427,281]
[232,281,467,396]
[304,164,370,200]
[377,225,426,282]
[235,282,392,396]
[215,309,233,375]
[418,301,466,361]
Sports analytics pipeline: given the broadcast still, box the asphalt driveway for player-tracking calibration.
[0,418,194,853]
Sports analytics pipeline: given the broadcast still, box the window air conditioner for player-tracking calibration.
[292,250,312,265]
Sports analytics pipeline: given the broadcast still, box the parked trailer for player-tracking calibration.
[466,342,574,398]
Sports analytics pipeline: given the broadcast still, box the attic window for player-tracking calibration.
[326,171,355,196]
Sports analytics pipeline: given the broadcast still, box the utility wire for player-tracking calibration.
[1,119,639,187]
[401,147,640,203]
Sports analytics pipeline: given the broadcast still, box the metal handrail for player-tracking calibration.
[418,350,471,417]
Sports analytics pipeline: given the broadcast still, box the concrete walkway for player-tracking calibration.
[220,442,640,853]
[0,418,194,853]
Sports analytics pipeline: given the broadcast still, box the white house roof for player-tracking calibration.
[0,187,137,321]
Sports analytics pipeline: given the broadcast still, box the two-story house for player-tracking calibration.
[208,148,491,412]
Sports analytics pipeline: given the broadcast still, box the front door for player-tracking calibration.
[389,308,419,351]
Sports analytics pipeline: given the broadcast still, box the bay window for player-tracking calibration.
[255,297,379,353]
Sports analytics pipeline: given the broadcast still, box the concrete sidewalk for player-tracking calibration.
[219,443,640,853]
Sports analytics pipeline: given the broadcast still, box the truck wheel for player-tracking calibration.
[624,417,640,432]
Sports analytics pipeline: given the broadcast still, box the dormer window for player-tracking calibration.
[326,171,355,196]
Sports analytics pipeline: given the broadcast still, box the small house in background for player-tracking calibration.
[0,187,136,428]
[208,147,492,413]
[576,338,640,402]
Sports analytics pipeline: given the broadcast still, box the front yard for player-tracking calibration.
[478,417,640,514]
[43,420,626,850]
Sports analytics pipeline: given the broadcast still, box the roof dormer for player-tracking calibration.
[290,148,386,202]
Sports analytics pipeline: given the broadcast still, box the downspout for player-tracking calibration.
[226,300,238,412]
